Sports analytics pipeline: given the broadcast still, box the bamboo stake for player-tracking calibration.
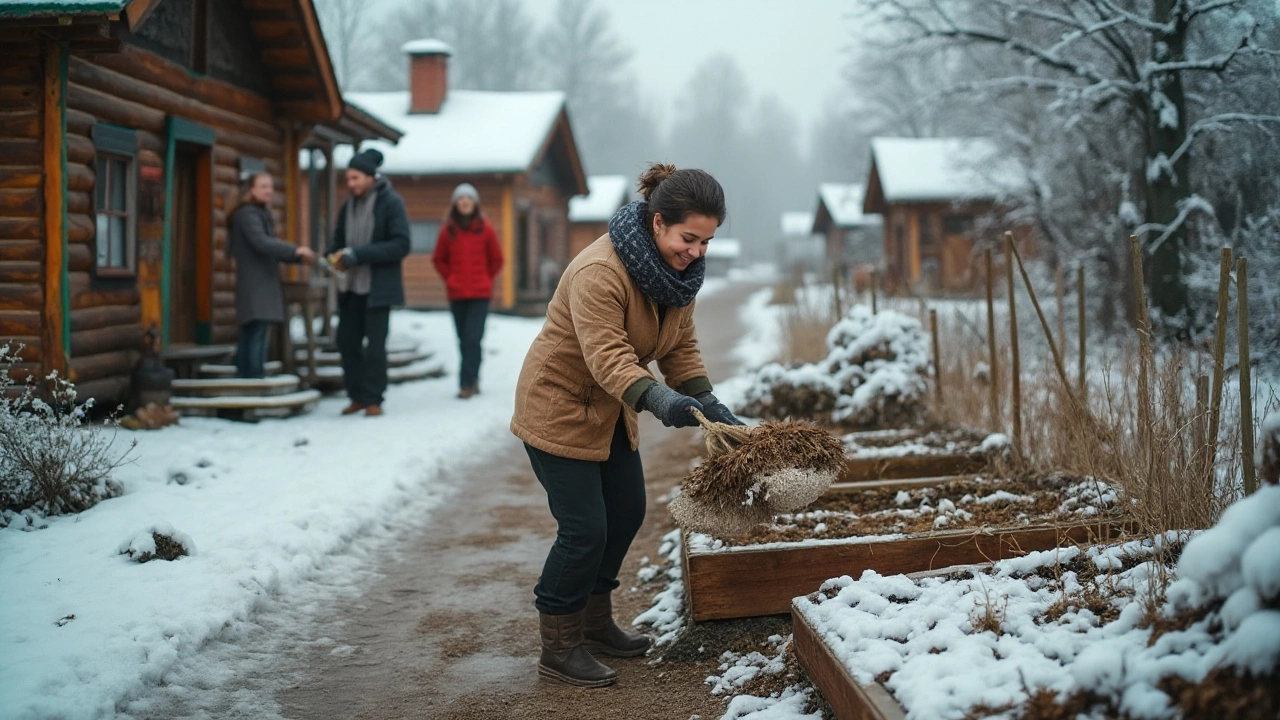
[985,248,999,430]
[1005,233,1021,458]
[870,270,879,315]
[930,308,941,404]
[1055,264,1066,360]
[1077,266,1087,404]
[1130,235,1154,513]
[1207,247,1232,472]
[1238,256,1255,495]
[1008,239,1076,405]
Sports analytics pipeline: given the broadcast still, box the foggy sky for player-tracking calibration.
[521,0,855,140]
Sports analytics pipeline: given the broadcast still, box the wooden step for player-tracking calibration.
[310,357,445,390]
[171,389,322,421]
[298,348,434,369]
[197,361,284,378]
[303,338,419,355]
[171,375,301,398]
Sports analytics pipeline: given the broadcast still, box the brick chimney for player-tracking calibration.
[403,39,453,114]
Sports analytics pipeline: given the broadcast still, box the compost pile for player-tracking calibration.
[739,305,931,429]
[669,411,845,537]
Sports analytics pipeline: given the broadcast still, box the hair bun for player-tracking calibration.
[637,163,677,201]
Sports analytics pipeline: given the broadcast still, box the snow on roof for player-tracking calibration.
[335,90,567,176]
[401,39,453,56]
[569,175,630,223]
[706,238,741,259]
[781,212,815,236]
[818,184,881,228]
[870,137,1024,203]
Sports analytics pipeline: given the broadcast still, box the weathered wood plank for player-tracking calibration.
[71,324,142,358]
[0,310,41,337]
[66,241,93,273]
[0,241,41,262]
[70,303,141,332]
[65,107,94,135]
[0,138,41,165]
[66,132,93,165]
[0,167,41,189]
[0,217,41,240]
[824,475,977,497]
[72,375,131,406]
[0,260,40,283]
[67,190,90,215]
[0,187,41,216]
[69,349,137,383]
[67,162,93,192]
[67,212,93,243]
[94,44,276,123]
[0,109,40,137]
[684,522,1120,621]
[66,82,166,134]
[792,602,906,720]
[43,41,68,378]
[840,453,990,483]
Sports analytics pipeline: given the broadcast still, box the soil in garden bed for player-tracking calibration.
[843,424,992,455]
[727,472,1126,547]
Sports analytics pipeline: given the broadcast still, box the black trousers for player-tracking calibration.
[449,298,489,389]
[336,291,391,406]
[525,418,647,615]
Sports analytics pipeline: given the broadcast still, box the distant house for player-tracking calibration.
[336,39,588,312]
[812,184,883,285]
[0,0,398,405]
[705,238,742,277]
[864,137,1029,293]
[568,175,631,258]
[778,211,823,274]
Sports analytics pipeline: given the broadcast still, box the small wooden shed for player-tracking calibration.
[336,39,588,312]
[812,183,882,285]
[0,0,398,404]
[864,137,1030,294]
[568,175,630,259]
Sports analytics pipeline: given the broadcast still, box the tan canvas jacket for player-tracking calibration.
[510,235,711,461]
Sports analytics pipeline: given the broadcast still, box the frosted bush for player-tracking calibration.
[0,346,133,527]
[739,305,930,428]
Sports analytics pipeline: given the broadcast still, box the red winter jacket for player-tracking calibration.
[432,216,504,301]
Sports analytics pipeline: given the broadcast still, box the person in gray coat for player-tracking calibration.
[226,172,315,378]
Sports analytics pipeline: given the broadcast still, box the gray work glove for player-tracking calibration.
[637,383,704,428]
[695,391,745,426]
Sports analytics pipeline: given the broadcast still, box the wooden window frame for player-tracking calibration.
[410,219,441,255]
[93,151,138,278]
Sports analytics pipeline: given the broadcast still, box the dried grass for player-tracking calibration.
[781,300,838,365]
[682,421,845,509]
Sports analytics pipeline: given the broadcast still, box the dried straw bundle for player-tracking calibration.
[668,410,845,537]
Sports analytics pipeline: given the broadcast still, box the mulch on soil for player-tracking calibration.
[722,472,1126,547]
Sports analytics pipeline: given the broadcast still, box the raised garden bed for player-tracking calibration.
[835,426,1002,484]
[682,473,1127,621]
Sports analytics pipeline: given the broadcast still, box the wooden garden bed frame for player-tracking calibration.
[838,452,991,483]
[683,520,1121,621]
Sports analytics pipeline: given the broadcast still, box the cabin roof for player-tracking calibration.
[705,238,741,259]
[569,175,630,223]
[0,0,128,18]
[815,183,880,233]
[868,137,1022,205]
[337,90,576,180]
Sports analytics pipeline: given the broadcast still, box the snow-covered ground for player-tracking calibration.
[0,310,544,720]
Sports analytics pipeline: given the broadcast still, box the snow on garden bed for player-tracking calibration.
[707,634,823,720]
[796,484,1280,720]
[843,426,1004,458]
[0,310,544,720]
[737,305,931,429]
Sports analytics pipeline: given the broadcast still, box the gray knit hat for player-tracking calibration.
[451,183,479,204]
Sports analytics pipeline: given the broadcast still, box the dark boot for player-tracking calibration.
[538,611,617,687]
[583,592,652,658]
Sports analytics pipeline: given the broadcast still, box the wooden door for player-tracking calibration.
[169,148,211,345]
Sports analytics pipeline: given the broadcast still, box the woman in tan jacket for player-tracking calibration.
[511,164,744,687]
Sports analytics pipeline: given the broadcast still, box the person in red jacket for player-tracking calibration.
[432,183,504,399]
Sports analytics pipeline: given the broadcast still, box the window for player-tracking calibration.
[943,214,974,235]
[92,122,139,275]
[410,220,441,254]
[918,215,937,249]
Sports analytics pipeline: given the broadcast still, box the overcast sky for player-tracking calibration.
[522,0,857,137]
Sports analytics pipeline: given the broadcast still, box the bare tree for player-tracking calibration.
[314,0,370,89]
[862,0,1280,330]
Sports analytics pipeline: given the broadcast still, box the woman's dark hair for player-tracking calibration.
[637,163,726,231]
[447,198,482,229]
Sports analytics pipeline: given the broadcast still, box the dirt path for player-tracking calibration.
[273,282,766,720]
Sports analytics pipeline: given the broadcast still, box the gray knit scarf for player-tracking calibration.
[343,189,376,295]
[608,201,705,308]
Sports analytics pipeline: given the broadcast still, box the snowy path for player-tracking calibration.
[112,281,767,719]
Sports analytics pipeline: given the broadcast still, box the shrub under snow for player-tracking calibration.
[118,523,196,563]
[738,306,931,428]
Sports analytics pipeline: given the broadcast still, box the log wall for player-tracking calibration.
[0,44,46,382]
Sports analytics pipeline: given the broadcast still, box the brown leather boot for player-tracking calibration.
[583,592,652,658]
[340,401,366,416]
[537,611,617,687]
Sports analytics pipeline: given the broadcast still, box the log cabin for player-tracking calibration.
[568,174,630,259]
[336,39,589,313]
[863,137,1032,294]
[0,0,399,406]
[812,183,882,289]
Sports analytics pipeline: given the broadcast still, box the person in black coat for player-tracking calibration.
[326,148,411,417]
[227,172,315,378]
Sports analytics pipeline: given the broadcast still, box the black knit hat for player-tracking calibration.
[348,148,384,177]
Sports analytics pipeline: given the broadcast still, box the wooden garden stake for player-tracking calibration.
[1009,239,1075,404]
[1077,266,1086,403]
[1005,233,1021,457]
[1208,247,1232,472]
[1129,235,1154,511]
[1238,256,1255,495]
[1055,265,1066,360]
[1194,374,1209,471]
[985,248,999,428]
[832,266,843,319]
[870,270,879,315]
[930,308,941,403]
